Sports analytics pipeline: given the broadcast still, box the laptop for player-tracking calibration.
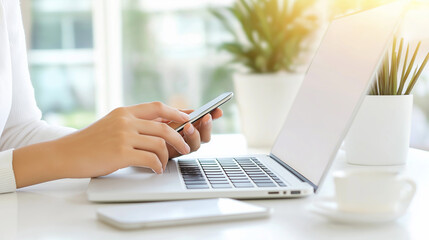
[87,2,405,202]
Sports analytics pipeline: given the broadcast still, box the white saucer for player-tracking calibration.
[309,197,405,224]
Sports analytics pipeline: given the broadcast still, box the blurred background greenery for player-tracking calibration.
[22,0,429,150]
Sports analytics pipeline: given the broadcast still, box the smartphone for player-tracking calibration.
[97,198,270,230]
[170,92,233,132]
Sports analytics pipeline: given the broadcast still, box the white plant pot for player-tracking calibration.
[344,95,413,166]
[233,71,304,148]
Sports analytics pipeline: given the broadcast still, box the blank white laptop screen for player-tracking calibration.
[271,3,404,186]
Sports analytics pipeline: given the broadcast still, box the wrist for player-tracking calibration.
[13,140,68,188]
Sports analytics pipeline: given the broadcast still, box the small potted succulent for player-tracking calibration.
[212,0,318,147]
[345,37,429,166]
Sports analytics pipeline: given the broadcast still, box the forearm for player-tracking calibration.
[1,120,75,150]
[13,140,64,188]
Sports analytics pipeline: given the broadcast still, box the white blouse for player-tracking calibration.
[0,0,75,193]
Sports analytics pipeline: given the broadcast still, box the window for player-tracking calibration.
[26,0,96,129]
[24,0,429,150]
[121,0,239,133]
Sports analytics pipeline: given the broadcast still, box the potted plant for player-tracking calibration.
[344,37,429,166]
[212,0,318,147]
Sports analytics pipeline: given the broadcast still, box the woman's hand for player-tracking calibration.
[13,102,199,188]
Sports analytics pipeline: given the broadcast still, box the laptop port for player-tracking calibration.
[268,191,279,195]
[291,190,301,195]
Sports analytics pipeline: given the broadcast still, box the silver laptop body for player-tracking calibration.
[87,2,404,202]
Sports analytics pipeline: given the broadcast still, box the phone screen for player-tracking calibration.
[171,92,233,132]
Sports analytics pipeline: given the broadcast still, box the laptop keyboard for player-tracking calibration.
[178,157,287,189]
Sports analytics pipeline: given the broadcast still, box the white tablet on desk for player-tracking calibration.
[97,198,270,229]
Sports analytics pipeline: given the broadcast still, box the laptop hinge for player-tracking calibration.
[269,154,318,192]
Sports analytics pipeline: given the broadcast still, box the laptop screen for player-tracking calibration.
[271,3,404,188]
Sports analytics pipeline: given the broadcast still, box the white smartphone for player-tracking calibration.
[170,92,233,132]
[97,198,270,230]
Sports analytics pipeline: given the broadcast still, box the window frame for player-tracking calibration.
[92,0,124,117]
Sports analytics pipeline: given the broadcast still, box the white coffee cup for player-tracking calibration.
[333,170,416,214]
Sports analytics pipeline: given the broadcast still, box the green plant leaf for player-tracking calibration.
[211,0,318,73]
[405,52,429,94]
[392,53,397,95]
[383,54,389,95]
[396,38,404,70]
[401,42,421,89]
[397,43,410,95]
[372,38,428,96]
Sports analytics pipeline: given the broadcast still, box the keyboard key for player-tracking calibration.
[205,174,225,177]
[211,184,232,189]
[226,173,247,177]
[255,183,277,187]
[179,160,197,163]
[233,183,254,188]
[224,169,243,172]
[228,176,248,180]
[209,179,229,182]
[252,178,273,182]
[278,183,287,187]
[182,175,204,178]
[249,177,268,181]
[181,171,202,174]
[229,175,248,178]
[207,176,227,179]
[230,180,251,184]
[185,185,209,189]
[253,180,274,184]
[243,167,264,172]
[184,181,208,185]
[250,176,271,180]
[183,178,205,182]
[184,177,205,180]
[240,163,257,166]
[250,177,271,180]
[207,175,227,179]
[182,174,204,177]
[242,166,260,169]
[225,170,244,175]
[247,174,267,178]
[203,170,223,173]
[209,181,230,185]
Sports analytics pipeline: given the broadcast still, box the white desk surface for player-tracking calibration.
[1,134,428,240]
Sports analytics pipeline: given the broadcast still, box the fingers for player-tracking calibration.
[183,123,201,152]
[130,134,169,172]
[209,108,223,120]
[128,149,163,174]
[180,108,222,119]
[135,119,190,155]
[128,102,190,123]
[179,108,222,125]
[198,114,212,143]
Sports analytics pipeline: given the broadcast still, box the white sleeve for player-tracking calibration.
[0,0,76,193]
[0,0,75,150]
[0,149,15,193]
